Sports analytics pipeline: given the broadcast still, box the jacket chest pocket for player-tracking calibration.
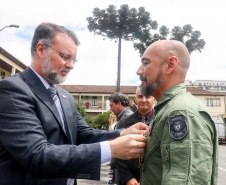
[160,141,191,184]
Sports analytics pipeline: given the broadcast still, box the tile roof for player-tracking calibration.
[59,85,137,94]
[60,85,226,96]
[186,86,226,96]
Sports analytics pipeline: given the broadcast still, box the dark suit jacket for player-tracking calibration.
[115,111,152,185]
[0,67,119,185]
[117,107,133,122]
[111,107,133,167]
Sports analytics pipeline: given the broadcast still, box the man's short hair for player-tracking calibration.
[109,92,129,107]
[31,22,80,58]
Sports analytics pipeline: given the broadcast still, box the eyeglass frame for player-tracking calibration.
[44,44,78,64]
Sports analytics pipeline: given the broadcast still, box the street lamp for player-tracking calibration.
[0,24,20,32]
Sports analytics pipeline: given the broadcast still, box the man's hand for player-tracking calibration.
[109,134,146,160]
[120,122,148,136]
[126,178,140,185]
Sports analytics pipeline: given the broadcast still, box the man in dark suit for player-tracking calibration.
[115,87,155,185]
[0,22,148,185]
[108,92,134,184]
[109,92,134,122]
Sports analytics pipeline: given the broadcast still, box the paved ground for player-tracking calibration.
[77,162,112,185]
[218,145,226,185]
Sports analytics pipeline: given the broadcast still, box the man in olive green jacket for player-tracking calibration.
[136,40,218,185]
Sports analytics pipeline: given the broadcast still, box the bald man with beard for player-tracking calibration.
[137,40,218,185]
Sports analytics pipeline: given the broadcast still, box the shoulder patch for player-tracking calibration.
[168,114,188,140]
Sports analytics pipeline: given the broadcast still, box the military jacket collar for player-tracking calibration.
[155,83,186,112]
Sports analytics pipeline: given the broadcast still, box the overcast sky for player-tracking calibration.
[1,0,225,86]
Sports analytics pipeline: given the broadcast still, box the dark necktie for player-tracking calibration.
[48,85,74,185]
[141,116,146,123]
[48,85,67,134]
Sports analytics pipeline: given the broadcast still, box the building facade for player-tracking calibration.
[186,86,226,117]
[0,47,26,79]
[193,80,226,94]
[60,85,226,119]
[59,85,137,118]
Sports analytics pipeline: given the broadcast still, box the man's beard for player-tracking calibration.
[41,52,70,84]
[139,71,162,97]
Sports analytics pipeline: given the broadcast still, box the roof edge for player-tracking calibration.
[0,46,27,69]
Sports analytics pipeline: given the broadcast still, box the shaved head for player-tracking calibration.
[137,40,190,100]
[152,40,190,76]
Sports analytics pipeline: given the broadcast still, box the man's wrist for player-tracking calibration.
[118,128,125,136]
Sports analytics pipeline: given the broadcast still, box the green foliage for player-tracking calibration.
[76,104,112,129]
[76,103,86,117]
[87,4,205,58]
[87,4,158,41]
[95,111,112,130]
[85,116,96,128]
[76,104,96,128]
[134,24,206,56]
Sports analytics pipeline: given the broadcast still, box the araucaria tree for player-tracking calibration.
[134,24,206,56]
[87,4,205,91]
[87,4,158,92]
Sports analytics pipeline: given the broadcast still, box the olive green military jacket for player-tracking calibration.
[140,83,218,185]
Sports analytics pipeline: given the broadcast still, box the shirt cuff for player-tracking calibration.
[100,141,111,163]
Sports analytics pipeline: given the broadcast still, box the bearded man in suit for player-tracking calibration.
[0,22,148,185]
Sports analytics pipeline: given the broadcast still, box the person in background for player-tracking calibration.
[108,92,134,185]
[109,92,133,122]
[0,22,149,185]
[109,113,117,131]
[115,87,155,185]
[137,40,218,185]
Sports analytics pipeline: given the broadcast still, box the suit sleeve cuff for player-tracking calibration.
[117,128,125,136]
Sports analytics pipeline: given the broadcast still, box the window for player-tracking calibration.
[205,98,221,107]
[92,96,97,106]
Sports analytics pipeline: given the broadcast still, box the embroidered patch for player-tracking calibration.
[168,114,188,140]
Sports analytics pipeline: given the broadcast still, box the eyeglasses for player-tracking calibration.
[44,44,77,64]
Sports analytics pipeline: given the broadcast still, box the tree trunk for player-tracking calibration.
[116,36,122,92]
